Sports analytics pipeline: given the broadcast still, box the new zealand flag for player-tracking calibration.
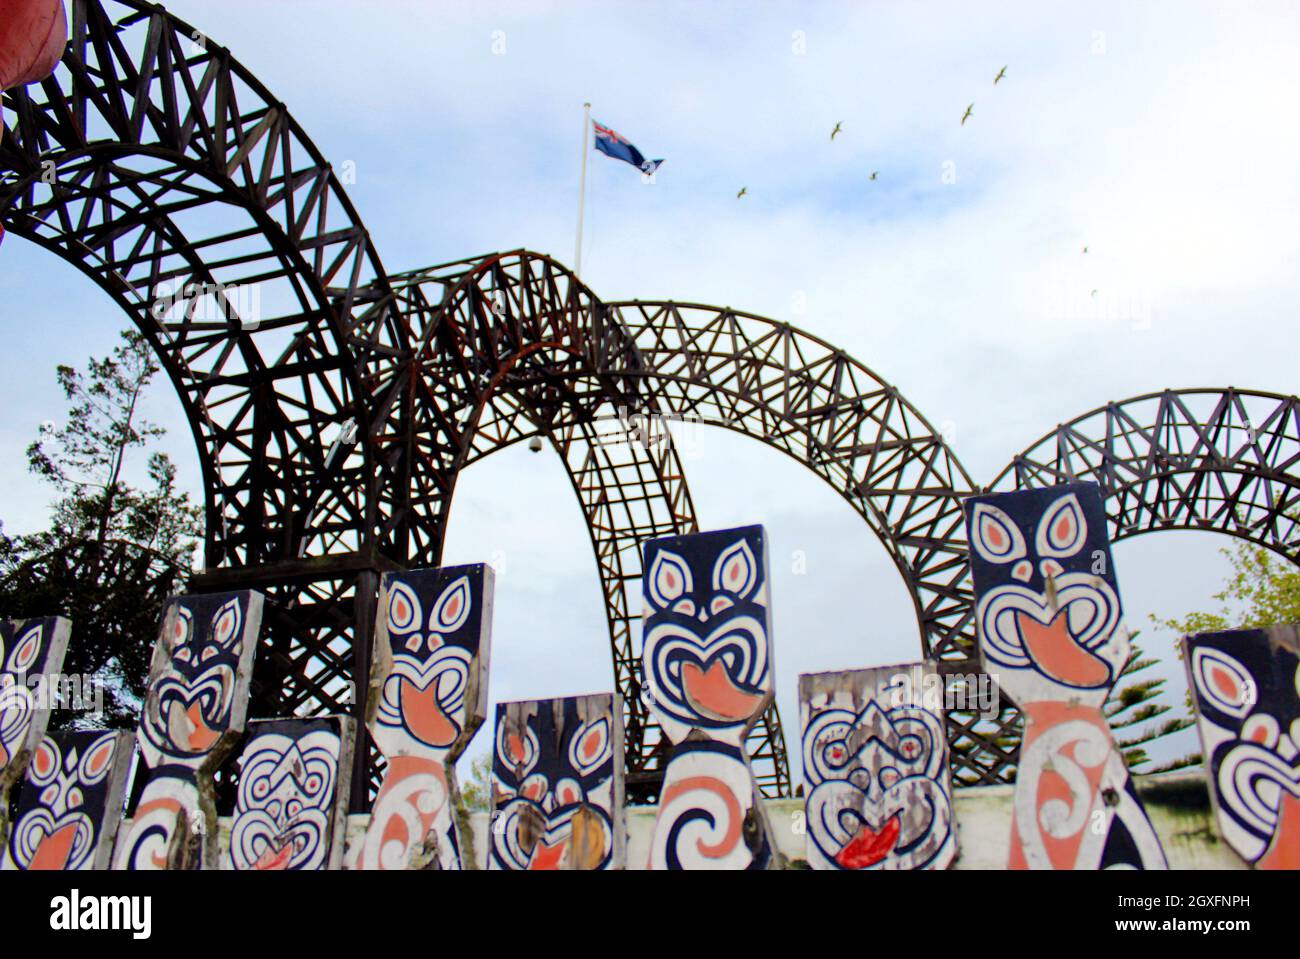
[592,119,663,175]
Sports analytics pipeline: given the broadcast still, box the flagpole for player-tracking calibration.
[575,101,591,277]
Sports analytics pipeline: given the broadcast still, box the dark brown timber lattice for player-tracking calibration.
[6,1,1298,801]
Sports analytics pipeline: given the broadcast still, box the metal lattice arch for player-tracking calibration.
[991,388,1300,558]
[5,0,1299,802]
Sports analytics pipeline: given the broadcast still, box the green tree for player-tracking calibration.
[457,754,493,813]
[1140,536,1300,771]
[0,329,202,727]
[1157,540,1300,635]
[1106,633,1195,773]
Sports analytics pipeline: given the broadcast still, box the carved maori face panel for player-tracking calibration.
[489,694,624,870]
[1185,626,1300,869]
[137,593,261,771]
[3,730,132,871]
[800,666,955,870]
[964,482,1127,707]
[229,717,354,871]
[0,617,70,778]
[641,525,773,745]
[371,566,492,761]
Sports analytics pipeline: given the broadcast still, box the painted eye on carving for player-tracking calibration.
[212,598,242,647]
[30,740,59,784]
[647,549,693,609]
[710,596,734,614]
[895,734,924,763]
[11,625,43,672]
[968,503,1026,564]
[822,740,851,768]
[1190,646,1254,720]
[200,646,218,663]
[431,576,473,634]
[1036,493,1087,559]
[712,539,758,598]
[79,736,117,785]
[387,580,422,634]
[672,598,696,616]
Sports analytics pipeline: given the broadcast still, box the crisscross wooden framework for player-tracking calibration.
[7,2,1296,803]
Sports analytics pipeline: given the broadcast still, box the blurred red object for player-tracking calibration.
[0,0,67,91]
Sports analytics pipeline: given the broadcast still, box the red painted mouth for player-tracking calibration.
[835,814,901,869]
[400,678,458,747]
[681,659,764,722]
[1017,609,1111,687]
[253,841,294,870]
[29,823,79,870]
[527,839,568,870]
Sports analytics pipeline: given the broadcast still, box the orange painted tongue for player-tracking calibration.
[681,659,763,722]
[1017,610,1111,687]
[29,822,78,870]
[1258,792,1300,870]
[184,701,220,751]
[254,842,294,870]
[528,839,568,870]
[835,814,901,869]
[400,678,458,747]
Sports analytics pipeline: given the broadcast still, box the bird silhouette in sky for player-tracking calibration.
[869,171,878,181]
[1082,245,1089,253]
[994,65,1007,84]
[736,186,748,198]
[961,103,973,125]
[831,121,843,140]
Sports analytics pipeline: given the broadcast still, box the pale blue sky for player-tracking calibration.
[3,0,1298,780]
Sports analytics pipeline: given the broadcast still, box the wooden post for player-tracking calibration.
[227,716,356,870]
[963,482,1167,869]
[113,591,263,870]
[353,564,493,869]
[799,663,957,869]
[641,525,777,869]
[2,730,132,870]
[1183,624,1300,869]
[350,568,379,813]
[489,693,625,869]
[0,616,71,848]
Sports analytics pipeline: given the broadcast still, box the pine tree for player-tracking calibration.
[0,329,202,727]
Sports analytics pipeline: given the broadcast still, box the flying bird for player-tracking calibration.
[736,186,748,199]
[961,103,973,125]
[869,171,878,181]
[994,65,1007,84]
[831,121,843,140]
[1082,245,1089,253]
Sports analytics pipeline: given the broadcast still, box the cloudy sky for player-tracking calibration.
[2,0,1298,782]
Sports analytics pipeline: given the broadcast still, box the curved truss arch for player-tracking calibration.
[0,0,410,568]
[379,255,1006,789]
[991,388,1300,557]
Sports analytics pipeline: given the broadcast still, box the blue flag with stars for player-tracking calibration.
[592,119,663,175]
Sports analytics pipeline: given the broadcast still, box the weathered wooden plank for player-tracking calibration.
[352,564,493,870]
[227,716,355,870]
[2,729,133,870]
[641,524,777,869]
[113,591,263,870]
[489,692,625,870]
[963,482,1166,869]
[0,615,71,846]
[1183,624,1300,869]
[799,663,956,869]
